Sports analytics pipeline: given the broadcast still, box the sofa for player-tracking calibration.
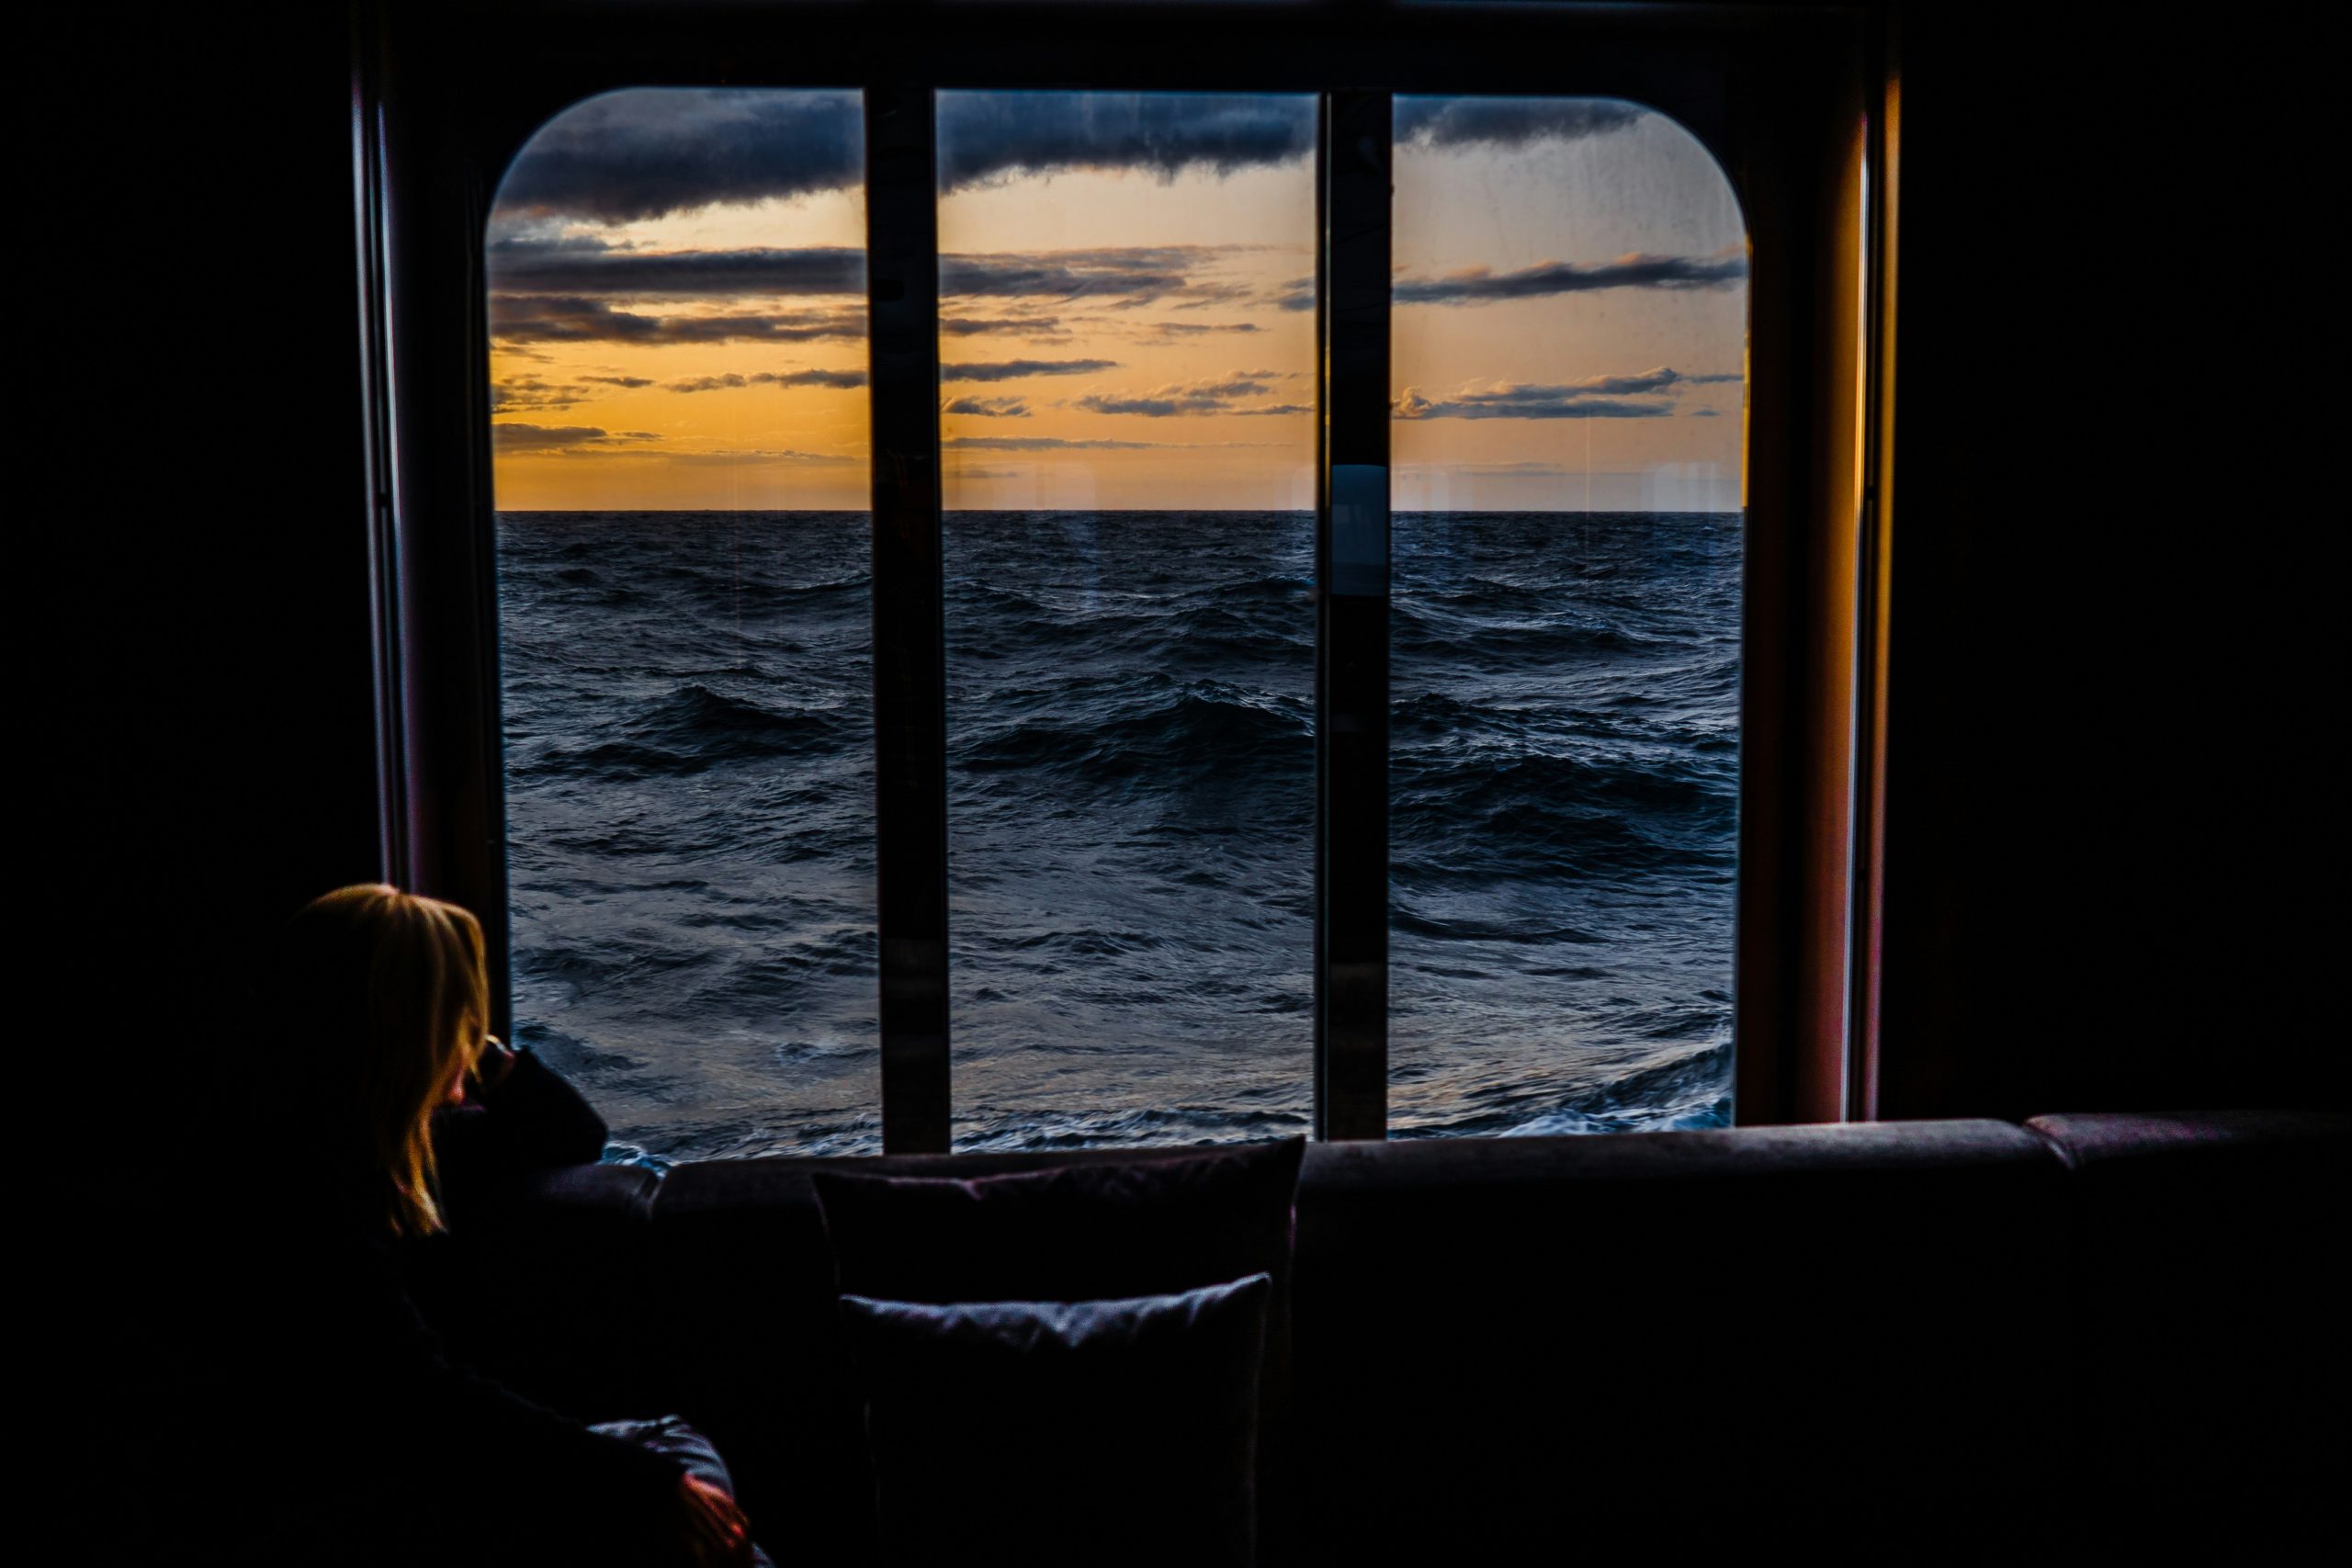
[419,1111,2349,1562]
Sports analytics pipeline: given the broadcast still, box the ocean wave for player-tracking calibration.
[500,509,1741,1158]
[955,1100,1312,1154]
[1393,1038,1734,1140]
[956,684,1310,783]
[532,682,858,779]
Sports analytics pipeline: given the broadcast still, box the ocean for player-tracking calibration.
[497,509,1738,1163]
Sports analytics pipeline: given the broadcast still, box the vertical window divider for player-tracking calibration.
[350,14,406,891]
[1315,89,1392,1141]
[865,83,953,1154]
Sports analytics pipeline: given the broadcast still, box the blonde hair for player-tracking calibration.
[286,884,491,1235]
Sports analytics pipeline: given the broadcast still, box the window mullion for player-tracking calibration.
[865,83,953,1154]
[1315,89,1392,1141]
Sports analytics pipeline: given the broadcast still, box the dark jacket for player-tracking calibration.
[137,1050,689,1566]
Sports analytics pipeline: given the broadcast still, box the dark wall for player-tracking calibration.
[32,7,380,1161]
[1879,8,2345,1115]
[30,4,2338,1165]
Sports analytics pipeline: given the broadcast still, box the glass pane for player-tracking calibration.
[1389,96,1747,1136]
[936,91,1319,1150]
[489,88,876,1162]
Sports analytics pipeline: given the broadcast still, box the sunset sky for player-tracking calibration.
[487,90,1745,512]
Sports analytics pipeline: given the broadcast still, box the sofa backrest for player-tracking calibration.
[433,1111,2349,1562]
[2025,1111,2349,1557]
[1292,1119,2073,1559]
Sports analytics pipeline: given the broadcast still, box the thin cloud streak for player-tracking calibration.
[492,375,598,412]
[1394,368,1739,421]
[1391,253,1748,306]
[944,435,1163,452]
[663,368,868,392]
[1396,396,1673,421]
[490,239,865,296]
[937,435,1288,453]
[1071,369,1306,418]
[492,237,1214,306]
[491,423,664,451]
[490,296,866,345]
[943,314,1069,337]
[944,357,1118,383]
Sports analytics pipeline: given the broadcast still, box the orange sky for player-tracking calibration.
[488,92,1745,512]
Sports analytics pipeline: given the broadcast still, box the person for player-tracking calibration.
[204,883,764,1566]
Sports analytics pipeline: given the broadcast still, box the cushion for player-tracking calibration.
[812,1138,1306,1556]
[842,1274,1272,1568]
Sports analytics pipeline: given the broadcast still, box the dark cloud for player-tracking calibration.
[494,89,864,225]
[1072,369,1302,418]
[1073,394,1192,417]
[489,237,865,297]
[488,424,860,468]
[1391,367,1739,421]
[942,395,1031,418]
[665,367,866,393]
[1393,98,1645,152]
[1155,279,1261,312]
[942,314,1067,337]
[489,295,866,345]
[952,467,1024,479]
[503,432,860,467]
[942,248,1205,307]
[762,367,867,389]
[1400,395,1669,421]
[496,90,1315,227]
[492,236,1225,313]
[936,93,1315,188]
[1134,321,1263,340]
[1422,367,1738,405]
[1392,253,1748,305]
[582,374,654,388]
[943,357,1118,383]
[494,91,1642,230]
[1556,367,1720,396]
[490,423,662,451]
[491,375,595,412]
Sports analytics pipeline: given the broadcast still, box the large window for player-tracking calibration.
[489,90,877,1161]
[1388,98,1747,1136]
[438,30,1857,1159]
[936,93,1319,1150]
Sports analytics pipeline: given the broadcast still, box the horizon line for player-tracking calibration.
[492,505,1746,516]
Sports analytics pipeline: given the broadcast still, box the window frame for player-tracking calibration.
[354,0,1894,1152]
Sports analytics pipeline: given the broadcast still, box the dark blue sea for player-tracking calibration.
[497,509,1738,1162]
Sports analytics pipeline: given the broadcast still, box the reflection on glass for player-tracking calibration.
[1389,96,1747,1136]
[488,89,876,1161]
[936,91,1319,1149]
